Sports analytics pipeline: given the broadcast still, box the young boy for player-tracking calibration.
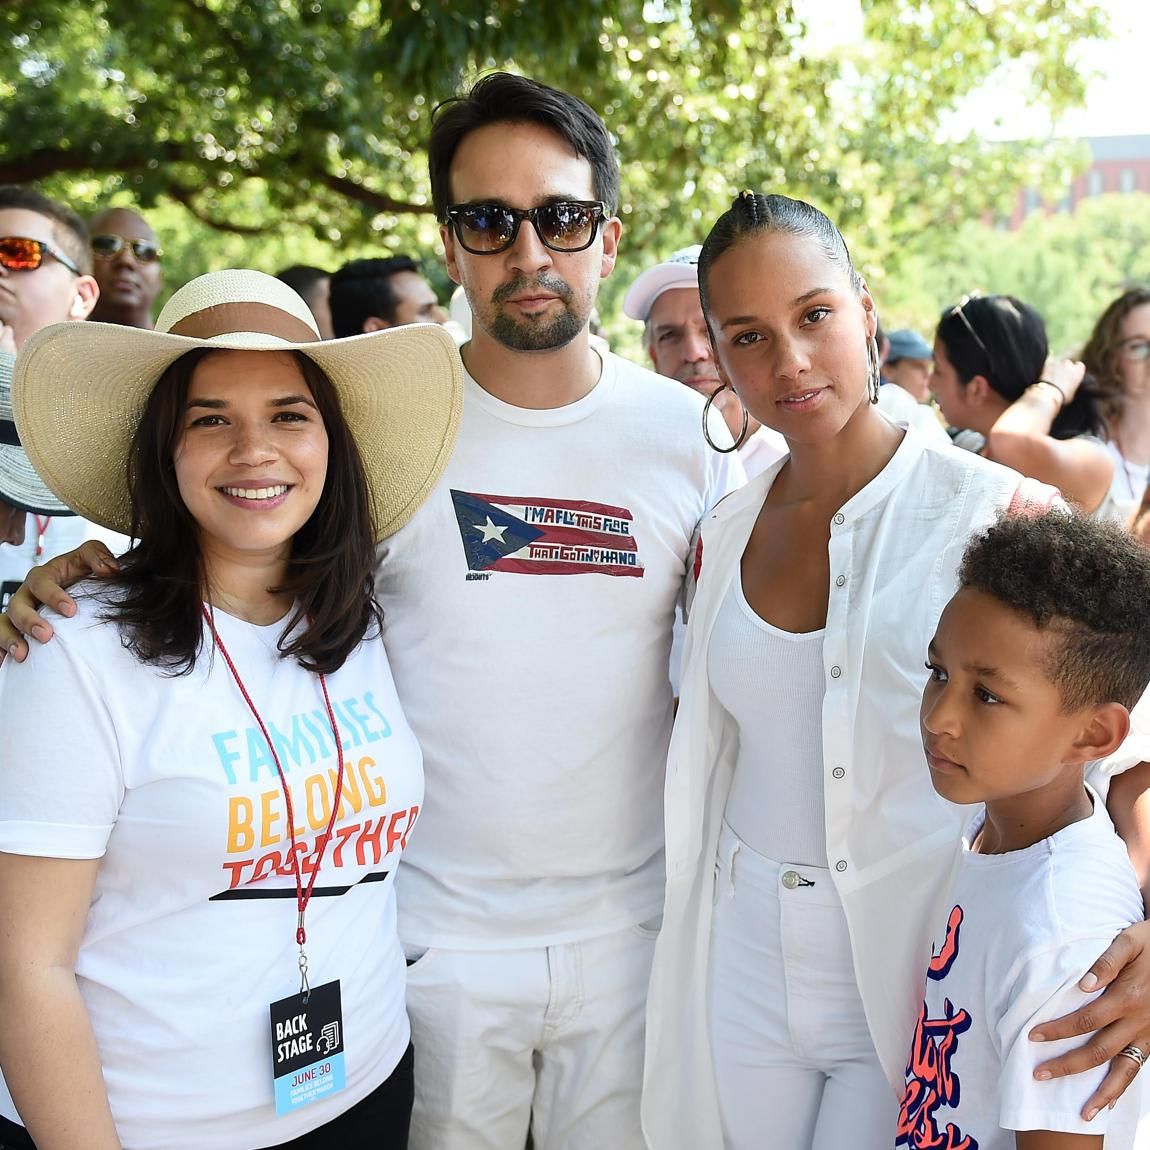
[899,512,1150,1149]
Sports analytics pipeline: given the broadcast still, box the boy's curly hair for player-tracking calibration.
[958,512,1150,712]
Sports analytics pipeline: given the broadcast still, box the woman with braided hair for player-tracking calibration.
[640,192,1150,1149]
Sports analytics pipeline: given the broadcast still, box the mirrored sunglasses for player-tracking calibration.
[90,234,163,263]
[445,200,608,255]
[0,235,82,276]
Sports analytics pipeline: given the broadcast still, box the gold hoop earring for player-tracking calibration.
[702,382,749,453]
[866,336,881,405]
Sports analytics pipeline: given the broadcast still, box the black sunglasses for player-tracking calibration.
[444,200,608,255]
[0,235,82,276]
[90,234,163,264]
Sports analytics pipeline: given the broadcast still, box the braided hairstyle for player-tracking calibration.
[698,191,862,318]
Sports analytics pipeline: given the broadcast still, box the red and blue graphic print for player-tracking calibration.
[897,905,978,1150]
[451,489,645,578]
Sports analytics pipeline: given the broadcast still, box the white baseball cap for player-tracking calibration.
[622,245,702,320]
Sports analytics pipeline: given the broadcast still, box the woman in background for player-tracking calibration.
[1081,287,1150,530]
[932,293,1119,519]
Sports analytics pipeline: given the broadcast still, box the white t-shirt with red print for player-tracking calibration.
[898,791,1146,1149]
[0,590,422,1150]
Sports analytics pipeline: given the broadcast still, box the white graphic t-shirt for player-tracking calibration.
[376,352,741,948]
[897,791,1145,1149]
[0,590,422,1150]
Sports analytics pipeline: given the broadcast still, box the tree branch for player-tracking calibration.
[0,143,183,184]
[315,170,435,216]
[163,183,274,236]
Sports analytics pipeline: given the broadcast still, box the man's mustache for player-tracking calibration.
[492,274,573,305]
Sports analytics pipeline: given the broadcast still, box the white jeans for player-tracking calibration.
[403,921,657,1150]
[708,822,895,1149]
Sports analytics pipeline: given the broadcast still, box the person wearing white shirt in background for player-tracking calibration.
[0,185,127,594]
[875,323,951,445]
[641,191,1150,1150]
[623,244,786,480]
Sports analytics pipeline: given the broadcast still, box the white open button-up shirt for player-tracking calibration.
[642,426,1145,1149]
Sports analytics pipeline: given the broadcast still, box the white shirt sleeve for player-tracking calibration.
[0,609,122,858]
[995,937,1133,1134]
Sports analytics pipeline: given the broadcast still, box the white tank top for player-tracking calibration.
[708,570,828,866]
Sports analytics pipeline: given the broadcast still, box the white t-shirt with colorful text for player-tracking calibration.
[0,591,422,1150]
[897,792,1145,1149]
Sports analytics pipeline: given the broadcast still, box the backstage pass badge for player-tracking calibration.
[269,980,345,1115]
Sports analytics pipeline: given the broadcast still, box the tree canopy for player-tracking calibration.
[0,0,1114,328]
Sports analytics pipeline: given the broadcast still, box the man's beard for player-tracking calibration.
[483,273,587,352]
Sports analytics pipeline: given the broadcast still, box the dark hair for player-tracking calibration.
[698,192,862,318]
[1081,286,1150,428]
[328,256,419,337]
[275,264,330,304]
[100,348,382,675]
[958,512,1150,712]
[0,184,92,274]
[428,72,620,219]
[935,295,1105,440]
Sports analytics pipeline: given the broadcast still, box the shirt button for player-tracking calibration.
[835,860,848,873]
[833,513,845,526]
[832,766,845,779]
[835,575,846,588]
[781,870,802,890]
[830,666,842,679]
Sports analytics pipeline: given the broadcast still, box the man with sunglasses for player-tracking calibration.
[88,207,163,330]
[0,186,98,353]
[373,73,741,1150]
[0,186,118,592]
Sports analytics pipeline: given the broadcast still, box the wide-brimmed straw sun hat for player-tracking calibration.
[12,269,464,539]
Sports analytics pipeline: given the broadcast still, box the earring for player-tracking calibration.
[702,383,749,453]
[866,336,881,405]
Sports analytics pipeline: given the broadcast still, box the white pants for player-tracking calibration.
[708,822,895,1149]
[403,921,657,1150]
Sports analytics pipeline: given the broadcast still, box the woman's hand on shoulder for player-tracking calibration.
[1029,920,1150,1120]
[0,542,119,663]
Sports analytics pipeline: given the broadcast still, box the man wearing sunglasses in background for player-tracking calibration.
[0,186,124,592]
[0,185,98,354]
[87,206,163,330]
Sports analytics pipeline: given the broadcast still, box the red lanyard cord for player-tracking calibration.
[33,515,50,561]
[202,605,346,974]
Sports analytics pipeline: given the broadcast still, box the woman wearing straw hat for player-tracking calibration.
[0,270,462,1150]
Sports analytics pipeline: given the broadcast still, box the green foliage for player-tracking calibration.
[877,195,1150,354]
[0,0,1111,326]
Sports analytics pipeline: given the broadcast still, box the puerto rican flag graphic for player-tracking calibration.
[451,490,645,578]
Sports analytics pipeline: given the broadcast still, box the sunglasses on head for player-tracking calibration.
[0,235,82,276]
[444,200,608,255]
[946,293,988,355]
[90,234,162,264]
